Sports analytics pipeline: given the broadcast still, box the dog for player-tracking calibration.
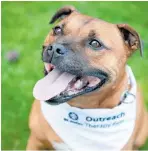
[27,6,148,150]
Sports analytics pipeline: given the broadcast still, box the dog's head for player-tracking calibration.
[42,6,143,105]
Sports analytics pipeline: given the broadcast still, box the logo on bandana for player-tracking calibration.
[69,112,78,120]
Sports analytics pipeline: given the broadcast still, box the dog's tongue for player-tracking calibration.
[33,68,75,101]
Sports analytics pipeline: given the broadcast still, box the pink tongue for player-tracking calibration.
[33,68,75,101]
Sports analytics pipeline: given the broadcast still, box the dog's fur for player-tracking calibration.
[27,6,148,150]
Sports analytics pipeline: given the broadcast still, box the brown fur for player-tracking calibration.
[27,6,148,150]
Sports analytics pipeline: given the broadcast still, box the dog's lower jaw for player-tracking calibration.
[67,69,128,109]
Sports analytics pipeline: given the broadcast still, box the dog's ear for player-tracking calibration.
[49,6,77,24]
[117,24,143,57]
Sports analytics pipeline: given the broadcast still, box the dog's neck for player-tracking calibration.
[68,69,128,109]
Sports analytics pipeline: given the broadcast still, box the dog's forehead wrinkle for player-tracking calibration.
[88,30,96,38]
[56,36,81,44]
[62,17,118,46]
[64,14,96,34]
[69,21,119,50]
[82,18,96,27]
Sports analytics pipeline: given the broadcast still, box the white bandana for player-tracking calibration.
[40,66,137,151]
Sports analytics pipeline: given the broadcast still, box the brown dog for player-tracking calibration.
[27,6,148,150]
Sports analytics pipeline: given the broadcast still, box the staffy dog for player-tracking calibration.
[27,6,148,150]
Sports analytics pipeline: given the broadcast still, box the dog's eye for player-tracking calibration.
[89,40,102,48]
[53,26,62,35]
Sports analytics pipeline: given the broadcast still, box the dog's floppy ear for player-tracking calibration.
[49,6,77,24]
[117,24,143,57]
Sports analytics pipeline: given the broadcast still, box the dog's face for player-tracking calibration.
[42,6,143,105]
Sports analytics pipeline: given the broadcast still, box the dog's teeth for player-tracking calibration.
[44,63,50,72]
[74,80,83,89]
[68,91,74,95]
[68,90,78,95]
[74,79,88,90]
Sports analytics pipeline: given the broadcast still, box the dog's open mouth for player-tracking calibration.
[33,63,108,105]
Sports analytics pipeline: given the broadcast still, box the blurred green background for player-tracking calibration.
[2,1,148,150]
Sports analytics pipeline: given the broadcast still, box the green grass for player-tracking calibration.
[2,1,148,150]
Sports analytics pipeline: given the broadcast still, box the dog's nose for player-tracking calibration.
[49,44,67,56]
